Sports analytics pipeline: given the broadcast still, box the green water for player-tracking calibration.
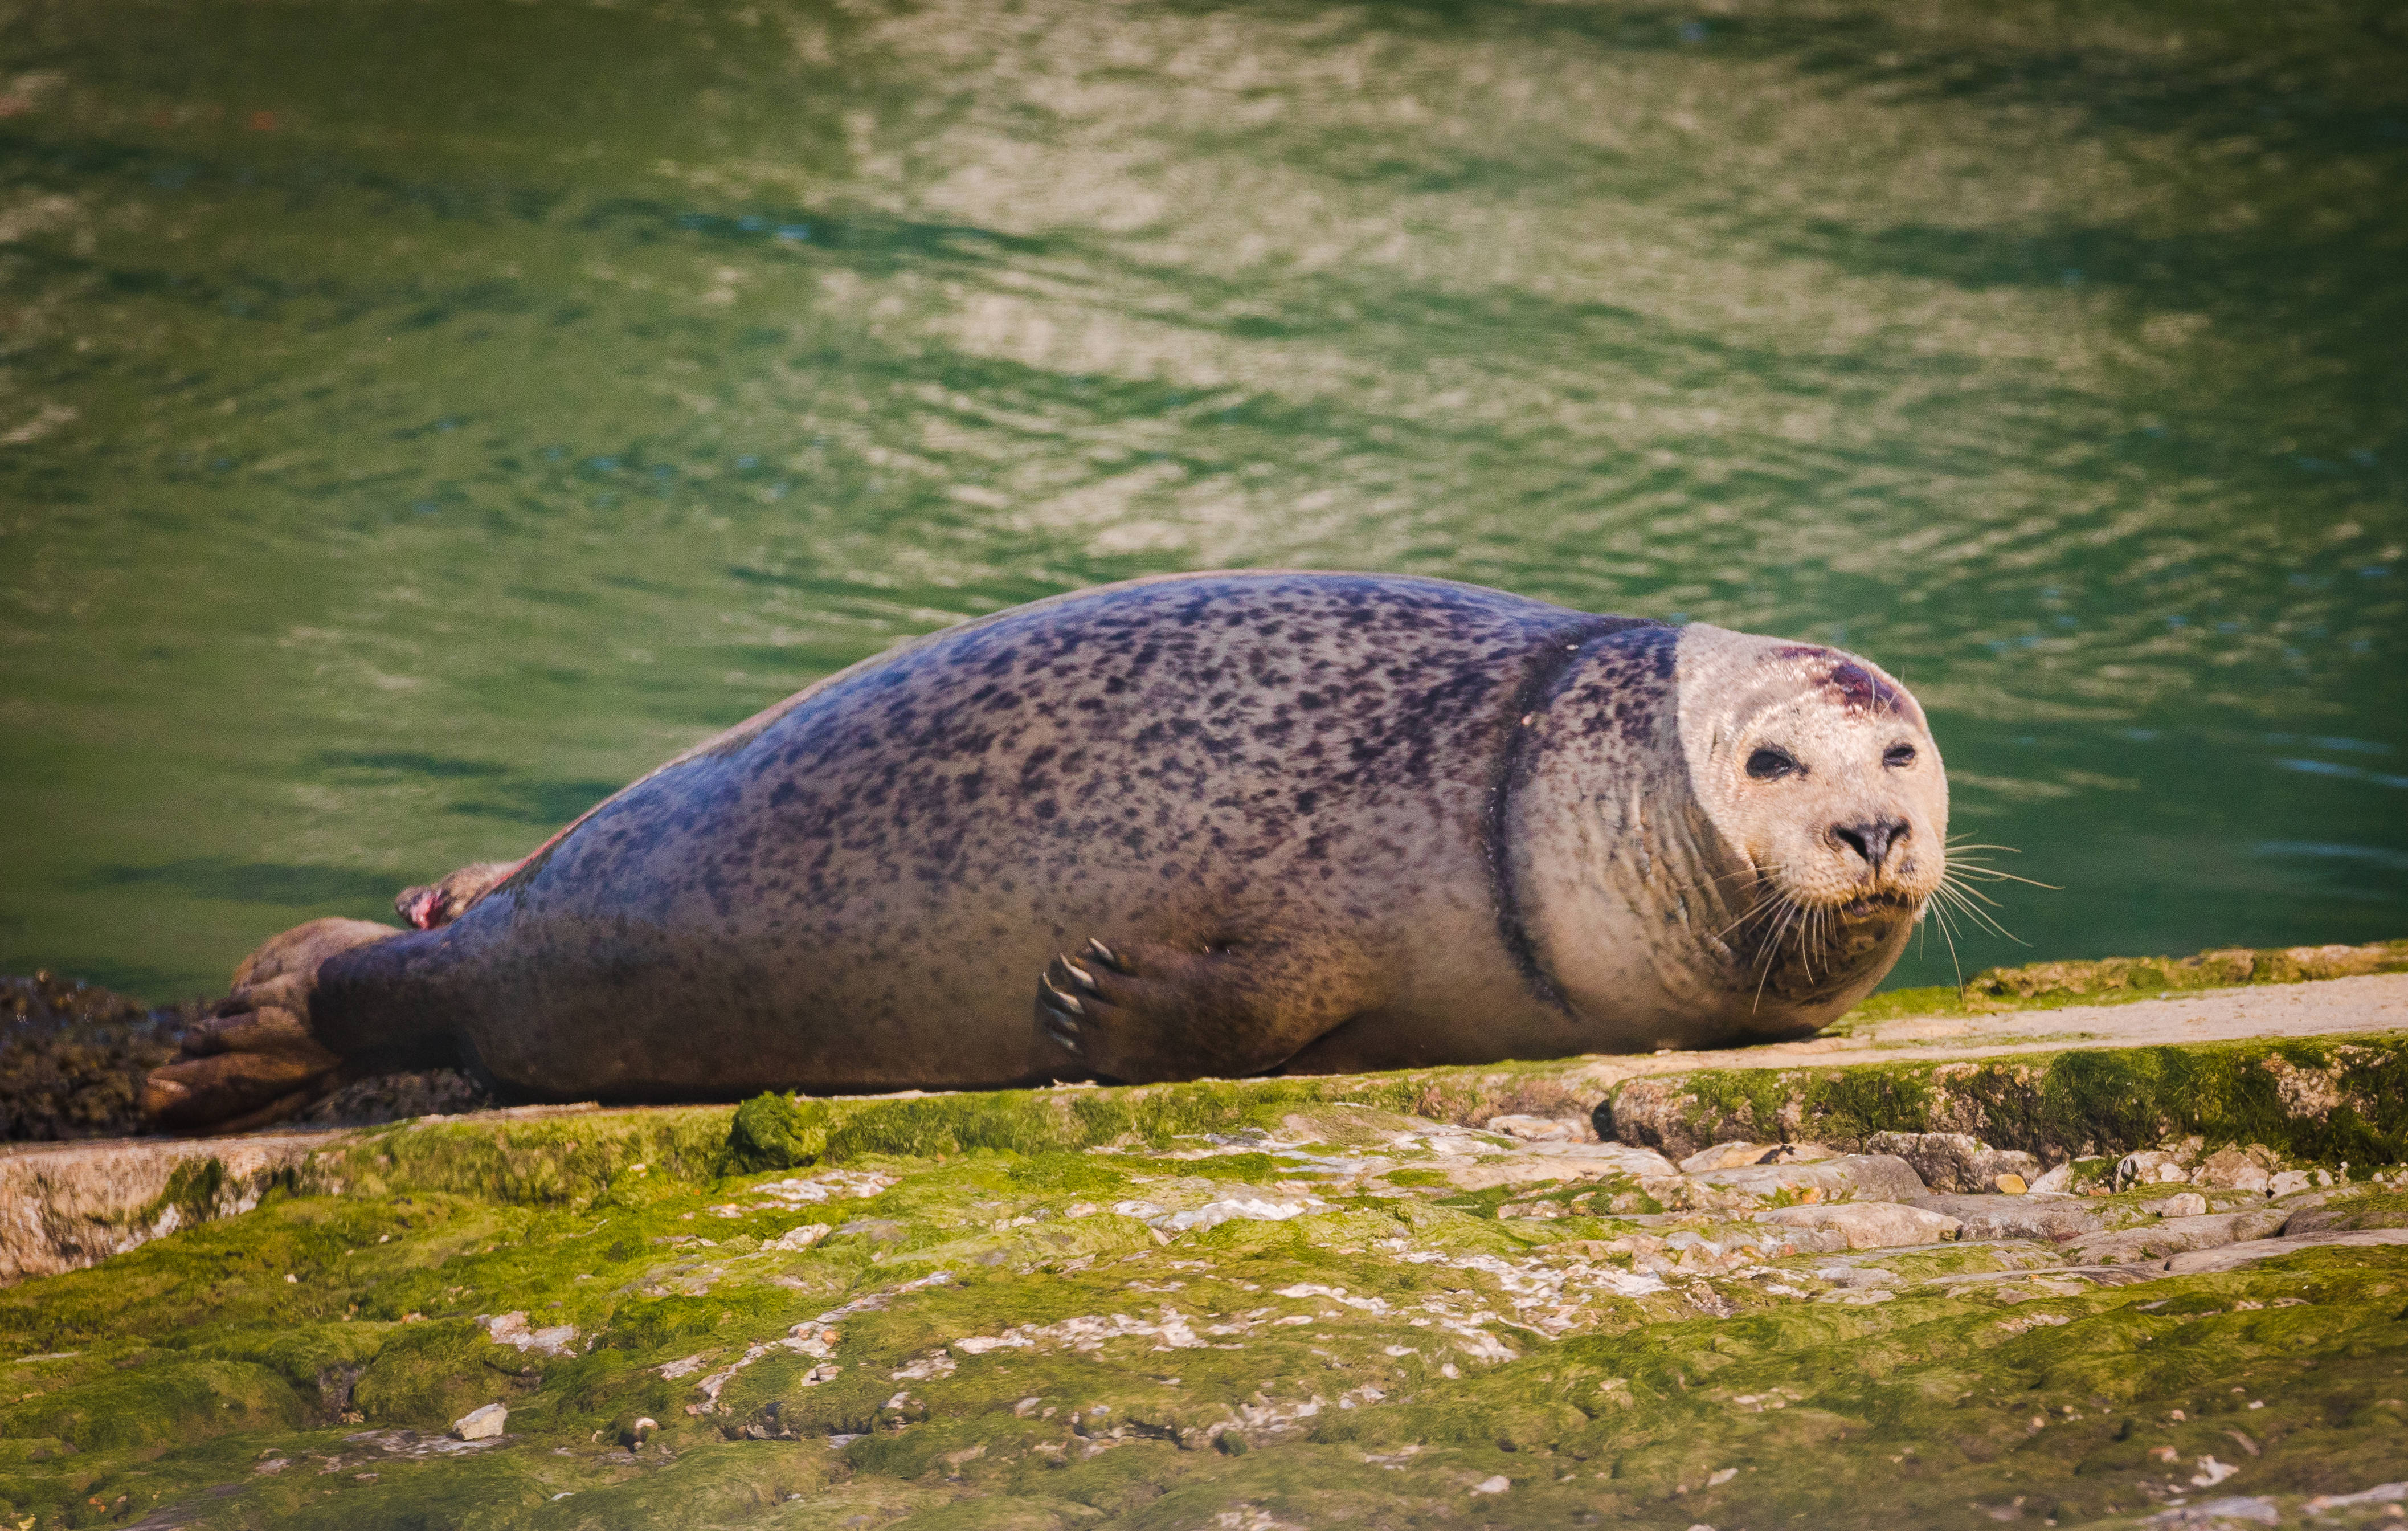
[2,0,2402,1003]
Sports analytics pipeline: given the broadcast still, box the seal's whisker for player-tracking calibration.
[1939,872,2022,921]
[1704,863,1780,892]
[1933,879,2026,944]
[1750,895,1804,1011]
[1711,889,1793,943]
[1925,893,1967,987]
[1944,863,2061,890]
[1940,877,2010,911]
[1940,895,2017,949]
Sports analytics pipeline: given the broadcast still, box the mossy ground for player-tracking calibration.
[5,1101,2407,1528]
[6,941,2406,1527]
[1604,1031,2408,1166]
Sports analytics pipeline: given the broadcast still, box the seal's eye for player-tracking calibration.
[1745,746,1801,781]
[1883,743,1917,769]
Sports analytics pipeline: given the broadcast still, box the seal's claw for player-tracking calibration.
[1038,960,1098,1057]
[1084,938,1126,973]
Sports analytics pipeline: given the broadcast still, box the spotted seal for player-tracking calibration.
[144,571,1948,1132]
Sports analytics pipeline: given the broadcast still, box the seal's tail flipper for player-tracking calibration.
[144,917,403,1134]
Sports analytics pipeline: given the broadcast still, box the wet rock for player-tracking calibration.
[451,1403,507,1441]
[1753,1201,1961,1250]
[2280,1197,2408,1235]
[1,1128,348,1283]
[1685,1153,1927,1209]
[7,1006,2408,1531]
[2161,1227,2408,1275]
[295,1069,494,1126]
[1866,1131,2042,1194]
[1749,1142,1835,1165]
[1908,1194,2104,1243]
[1812,1263,1904,1289]
[1432,1140,1677,1192]
[2187,1144,2285,1193]
[2301,1482,2408,1516]
[2066,1209,2291,1265]
[2115,1140,2205,1190]
[2136,1495,2280,1527]
[0,973,203,1141]
[482,1311,577,1356]
[1679,1142,1772,1172]
[1483,1114,1596,1143]
[1961,940,2405,1007]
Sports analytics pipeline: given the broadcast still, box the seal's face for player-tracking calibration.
[1677,629,1947,1001]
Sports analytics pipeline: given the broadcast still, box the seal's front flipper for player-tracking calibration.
[143,916,400,1134]
[1036,934,1376,1083]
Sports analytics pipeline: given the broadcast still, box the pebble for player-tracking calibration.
[452,1403,508,1441]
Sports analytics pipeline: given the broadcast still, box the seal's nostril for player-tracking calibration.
[1833,819,1907,867]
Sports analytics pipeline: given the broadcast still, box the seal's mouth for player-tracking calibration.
[1835,891,1919,921]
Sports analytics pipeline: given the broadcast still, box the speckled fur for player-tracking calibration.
[306,574,1914,1101]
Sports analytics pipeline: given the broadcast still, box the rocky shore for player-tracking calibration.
[1,940,2404,1529]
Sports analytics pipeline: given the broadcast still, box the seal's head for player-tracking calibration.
[1677,628,1947,1001]
[395,860,519,930]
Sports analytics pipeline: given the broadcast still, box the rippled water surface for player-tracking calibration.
[2,0,2402,1001]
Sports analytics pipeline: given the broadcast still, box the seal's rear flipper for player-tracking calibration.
[1036,933,1379,1084]
[142,916,403,1134]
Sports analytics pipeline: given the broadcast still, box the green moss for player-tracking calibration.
[0,1357,304,1452]
[1851,936,2408,1026]
[1610,1034,2408,1163]
[349,1318,533,1430]
[11,951,2408,1528]
[726,1092,828,1172]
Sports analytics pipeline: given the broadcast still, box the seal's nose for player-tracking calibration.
[1831,818,1907,869]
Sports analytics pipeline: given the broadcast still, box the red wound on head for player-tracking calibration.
[400,888,443,929]
[1824,660,1903,715]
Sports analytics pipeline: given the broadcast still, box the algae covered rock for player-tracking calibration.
[1959,939,2408,1007]
[3,1068,2405,1529]
[5,953,2408,1527]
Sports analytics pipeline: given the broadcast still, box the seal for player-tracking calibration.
[143,571,1948,1133]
